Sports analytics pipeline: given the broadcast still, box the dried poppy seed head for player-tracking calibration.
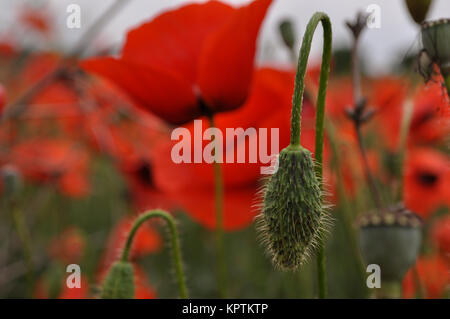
[421,19,450,76]
[358,203,422,282]
[256,146,330,270]
[100,261,135,299]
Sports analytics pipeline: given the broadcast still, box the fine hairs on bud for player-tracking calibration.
[100,261,135,299]
[256,146,330,270]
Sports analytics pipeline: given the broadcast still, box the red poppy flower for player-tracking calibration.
[432,216,450,262]
[151,67,315,230]
[408,82,450,146]
[370,77,407,150]
[403,255,450,298]
[48,227,86,264]
[0,84,6,113]
[121,161,176,213]
[0,39,15,58]
[403,148,450,218]
[82,0,272,124]
[19,6,52,37]
[34,275,90,299]
[2,138,91,197]
[133,265,157,299]
[58,276,90,299]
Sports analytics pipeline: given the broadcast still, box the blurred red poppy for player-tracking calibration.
[58,276,90,299]
[408,82,450,146]
[1,138,90,197]
[151,67,315,230]
[370,77,407,150]
[48,227,86,264]
[121,161,176,213]
[133,265,157,299]
[0,84,5,113]
[403,255,449,298]
[432,216,450,262]
[403,148,450,218]
[19,6,52,37]
[34,275,90,299]
[371,79,449,150]
[82,0,272,124]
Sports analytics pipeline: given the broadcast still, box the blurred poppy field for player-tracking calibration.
[0,0,448,299]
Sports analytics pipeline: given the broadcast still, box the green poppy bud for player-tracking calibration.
[358,204,422,283]
[405,0,433,24]
[279,19,296,51]
[100,261,135,299]
[256,146,330,270]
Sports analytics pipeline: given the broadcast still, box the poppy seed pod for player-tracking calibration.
[100,261,135,299]
[405,0,433,24]
[358,204,422,283]
[421,19,450,85]
[256,146,330,270]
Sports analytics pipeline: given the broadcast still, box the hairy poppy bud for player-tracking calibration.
[405,0,433,24]
[100,261,135,299]
[358,204,422,285]
[256,146,330,270]
[279,19,296,51]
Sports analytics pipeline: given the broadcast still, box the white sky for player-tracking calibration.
[1,0,449,74]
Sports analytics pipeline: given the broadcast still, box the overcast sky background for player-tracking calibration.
[1,0,449,74]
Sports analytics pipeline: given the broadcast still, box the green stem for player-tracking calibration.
[207,115,226,298]
[325,120,368,295]
[290,12,332,299]
[396,98,414,200]
[121,210,188,299]
[290,12,332,150]
[12,207,34,296]
[375,281,402,299]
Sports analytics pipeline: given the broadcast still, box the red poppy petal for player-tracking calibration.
[81,58,199,124]
[122,1,234,84]
[197,0,272,111]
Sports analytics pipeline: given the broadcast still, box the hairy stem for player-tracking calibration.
[121,210,188,299]
[207,115,226,298]
[290,12,332,298]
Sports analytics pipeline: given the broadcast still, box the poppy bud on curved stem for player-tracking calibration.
[256,12,332,299]
[420,18,450,97]
[358,203,422,298]
[101,210,188,299]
